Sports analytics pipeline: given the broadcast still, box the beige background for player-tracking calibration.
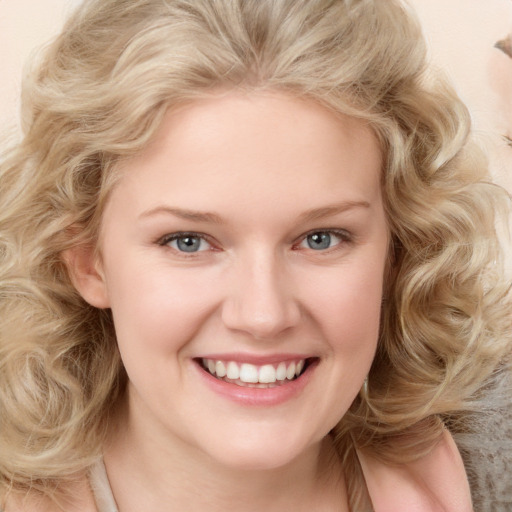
[1,0,511,188]
[410,0,512,191]
[0,0,81,137]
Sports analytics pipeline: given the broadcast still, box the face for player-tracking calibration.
[83,91,388,471]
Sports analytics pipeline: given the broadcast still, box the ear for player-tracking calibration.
[62,245,110,308]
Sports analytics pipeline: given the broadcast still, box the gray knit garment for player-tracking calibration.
[455,371,512,512]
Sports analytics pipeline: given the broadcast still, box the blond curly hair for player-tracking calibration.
[1,0,510,509]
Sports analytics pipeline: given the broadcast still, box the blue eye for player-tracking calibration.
[299,231,347,251]
[161,233,210,253]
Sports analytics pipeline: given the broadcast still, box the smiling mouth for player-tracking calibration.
[197,358,314,388]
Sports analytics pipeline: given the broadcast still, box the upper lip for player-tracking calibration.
[195,353,315,365]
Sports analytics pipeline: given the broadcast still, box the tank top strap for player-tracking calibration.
[89,458,119,512]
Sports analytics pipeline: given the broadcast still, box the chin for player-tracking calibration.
[210,448,306,472]
[197,429,323,473]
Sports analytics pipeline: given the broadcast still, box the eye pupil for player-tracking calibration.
[177,236,201,252]
[307,232,331,250]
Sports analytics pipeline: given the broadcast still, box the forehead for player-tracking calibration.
[107,90,383,222]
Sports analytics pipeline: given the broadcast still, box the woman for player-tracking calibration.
[0,0,510,510]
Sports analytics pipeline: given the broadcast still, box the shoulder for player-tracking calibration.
[357,430,473,512]
[3,477,97,512]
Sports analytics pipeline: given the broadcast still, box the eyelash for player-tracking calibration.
[293,228,352,251]
[157,229,353,255]
[157,231,216,253]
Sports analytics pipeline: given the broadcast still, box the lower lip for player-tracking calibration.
[193,360,317,406]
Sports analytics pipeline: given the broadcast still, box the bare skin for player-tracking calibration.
[6,92,472,512]
[4,431,472,512]
[67,91,386,512]
[101,399,348,512]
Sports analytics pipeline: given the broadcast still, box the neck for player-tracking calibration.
[102,393,348,512]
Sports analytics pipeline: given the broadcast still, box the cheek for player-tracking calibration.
[293,260,385,425]
[105,259,221,355]
[301,260,385,348]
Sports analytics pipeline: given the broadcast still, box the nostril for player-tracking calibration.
[221,300,300,339]
[220,265,301,338]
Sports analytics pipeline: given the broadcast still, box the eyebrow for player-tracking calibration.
[139,206,223,223]
[139,201,370,224]
[297,201,371,223]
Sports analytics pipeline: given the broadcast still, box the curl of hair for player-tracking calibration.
[1,0,510,509]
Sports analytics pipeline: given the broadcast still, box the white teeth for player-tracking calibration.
[286,362,296,380]
[276,362,287,381]
[239,363,259,383]
[215,360,227,377]
[226,361,239,380]
[258,364,277,383]
[202,358,307,385]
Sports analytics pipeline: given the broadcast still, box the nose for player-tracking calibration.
[221,250,301,339]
